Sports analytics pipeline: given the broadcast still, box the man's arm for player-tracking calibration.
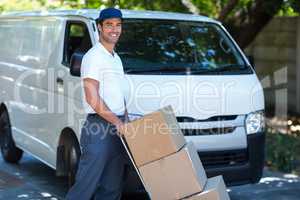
[83,78,124,134]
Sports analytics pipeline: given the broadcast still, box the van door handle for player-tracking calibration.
[56,77,64,85]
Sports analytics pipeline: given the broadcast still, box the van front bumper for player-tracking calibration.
[199,130,266,186]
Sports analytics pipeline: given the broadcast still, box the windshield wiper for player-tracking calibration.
[212,64,247,70]
[125,64,250,74]
[125,66,190,74]
[191,64,249,74]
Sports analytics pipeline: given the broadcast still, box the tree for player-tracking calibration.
[214,0,300,49]
[0,0,299,48]
[217,0,287,49]
[0,0,43,12]
[103,0,299,49]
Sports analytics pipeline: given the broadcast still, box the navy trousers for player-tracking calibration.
[65,114,129,200]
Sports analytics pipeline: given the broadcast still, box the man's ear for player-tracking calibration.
[97,24,102,33]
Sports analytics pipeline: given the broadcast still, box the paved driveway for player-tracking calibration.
[230,170,300,200]
[0,153,299,199]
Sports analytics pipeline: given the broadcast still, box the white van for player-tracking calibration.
[0,9,265,189]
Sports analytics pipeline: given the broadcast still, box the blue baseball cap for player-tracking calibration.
[97,8,122,22]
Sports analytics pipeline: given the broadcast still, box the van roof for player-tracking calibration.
[0,9,219,24]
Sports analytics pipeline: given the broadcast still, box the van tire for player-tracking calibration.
[65,136,81,188]
[0,110,23,163]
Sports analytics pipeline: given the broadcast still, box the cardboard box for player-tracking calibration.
[183,176,230,200]
[123,106,186,167]
[139,142,207,200]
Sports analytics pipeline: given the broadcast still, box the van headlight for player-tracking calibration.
[245,111,265,134]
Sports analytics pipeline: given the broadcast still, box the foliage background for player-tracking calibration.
[1,0,299,49]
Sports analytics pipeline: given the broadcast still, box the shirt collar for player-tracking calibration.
[96,42,116,58]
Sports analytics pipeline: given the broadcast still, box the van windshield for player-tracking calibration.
[116,19,252,75]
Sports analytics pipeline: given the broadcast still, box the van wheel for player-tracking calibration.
[65,137,81,188]
[0,111,23,163]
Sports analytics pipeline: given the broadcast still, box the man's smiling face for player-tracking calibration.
[98,18,122,45]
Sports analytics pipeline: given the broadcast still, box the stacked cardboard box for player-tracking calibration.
[183,176,230,200]
[123,106,230,200]
[123,106,185,167]
[139,142,207,200]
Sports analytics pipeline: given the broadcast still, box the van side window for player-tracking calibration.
[63,21,92,67]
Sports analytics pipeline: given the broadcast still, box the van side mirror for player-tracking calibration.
[70,52,84,77]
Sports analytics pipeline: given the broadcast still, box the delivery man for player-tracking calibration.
[66,7,129,200]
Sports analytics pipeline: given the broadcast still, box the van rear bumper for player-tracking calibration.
[200,130,266,186]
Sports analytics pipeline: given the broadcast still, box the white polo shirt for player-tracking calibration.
[81,42,127,115]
